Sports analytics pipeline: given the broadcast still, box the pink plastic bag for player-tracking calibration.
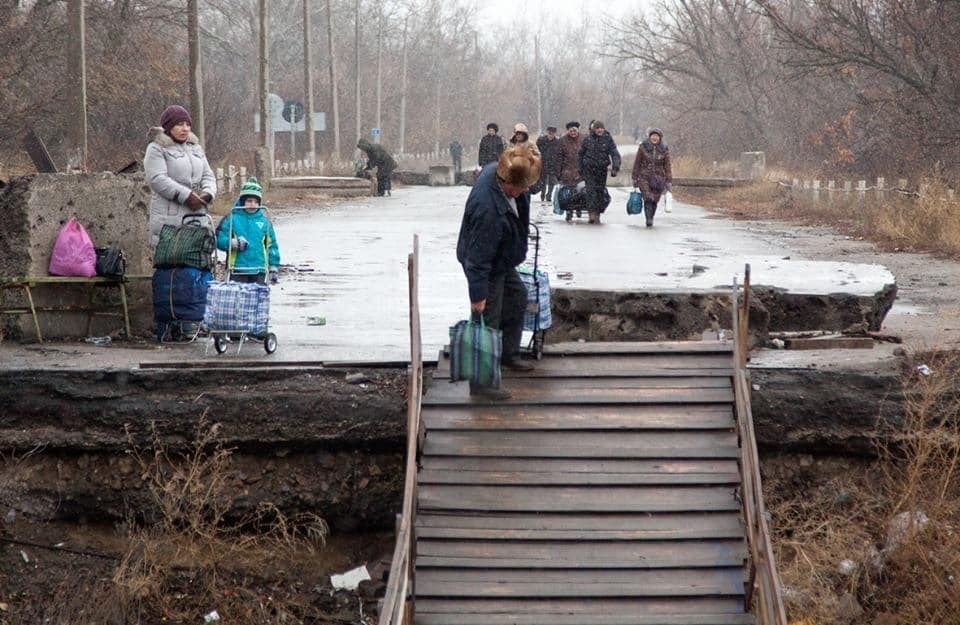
[48,217,97,277]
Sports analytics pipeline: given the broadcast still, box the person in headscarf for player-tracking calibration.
[631,127,673,227]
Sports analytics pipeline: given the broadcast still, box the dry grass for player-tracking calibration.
[692,166,960,257]
[66,415,332,624]
[767,350,960,625]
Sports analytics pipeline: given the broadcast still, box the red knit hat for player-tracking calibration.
[160,105,192,132]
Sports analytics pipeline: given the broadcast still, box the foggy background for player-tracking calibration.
[1,0,957,181]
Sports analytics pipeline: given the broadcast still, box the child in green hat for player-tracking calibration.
[215,176,281,285]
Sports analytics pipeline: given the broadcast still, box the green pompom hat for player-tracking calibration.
[239,176,263,201]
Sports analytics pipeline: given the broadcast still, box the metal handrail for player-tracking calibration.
[731,264,788,625]
[378,235,422,625]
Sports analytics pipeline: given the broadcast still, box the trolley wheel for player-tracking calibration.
[213,335,228,354]
[532,332,545,360]
[264,332,278,354]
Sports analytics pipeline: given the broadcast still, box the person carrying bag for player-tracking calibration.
[631,127,673,228]
[449,313,502,390]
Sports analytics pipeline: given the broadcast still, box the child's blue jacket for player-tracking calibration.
[215,204,280,275]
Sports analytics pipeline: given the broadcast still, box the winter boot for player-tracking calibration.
[565,210,573,223]
[644,202,657,227]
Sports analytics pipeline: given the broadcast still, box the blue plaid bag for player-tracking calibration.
[203,280,270,336]
[449,315,502,388]
[517,266,552,331]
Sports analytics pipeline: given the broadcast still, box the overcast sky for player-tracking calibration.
[475,0,649,29]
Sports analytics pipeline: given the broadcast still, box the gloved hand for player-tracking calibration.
[199,191,213,204]
[184,192,206,211]
[665,182,673,192]
[610,168,619,177]
[230,236,249,252]
[269,270,279,285]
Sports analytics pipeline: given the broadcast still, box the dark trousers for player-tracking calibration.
[452,155,462,174]
[583,170,608,214]
[480,268,527,363]
[644,198,659,224]
[540,173,558,201]
[231,273,266,285]
[376,169,392,196]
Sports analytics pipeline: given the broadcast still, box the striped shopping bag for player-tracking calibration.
[449,315,502,388]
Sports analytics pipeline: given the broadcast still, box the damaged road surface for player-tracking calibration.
[268,186,896,360]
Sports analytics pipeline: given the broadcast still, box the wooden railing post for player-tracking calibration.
[378,235,422,625]
[732,263,788,625]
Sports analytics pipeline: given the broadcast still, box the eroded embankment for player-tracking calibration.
[0,353,919,534]
[0,367,408,532]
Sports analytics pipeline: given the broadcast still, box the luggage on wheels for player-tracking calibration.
[152,266,212,341]
[151,213,217,342]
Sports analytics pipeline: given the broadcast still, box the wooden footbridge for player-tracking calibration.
[380,240,787,625]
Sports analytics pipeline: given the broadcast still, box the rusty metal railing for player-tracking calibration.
[731,264,788,625]
[378,236,423,625]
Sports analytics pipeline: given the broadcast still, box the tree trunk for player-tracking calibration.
[399,16,407,154]
[375,3,382,144]
[187,0,204,145]
[258,0,270,156]
[325,0,341,160]
[66,0,87,172]
[354,0,361,153]
[534,35,542,134]
[303,0,316,164]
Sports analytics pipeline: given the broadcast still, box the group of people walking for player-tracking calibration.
[473,121,671,227]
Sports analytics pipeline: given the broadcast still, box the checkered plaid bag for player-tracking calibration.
[154,223,215,270]
[203,280,270,336]
[517,266,552,332]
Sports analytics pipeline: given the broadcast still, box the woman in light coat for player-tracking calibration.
[144,105,217,246]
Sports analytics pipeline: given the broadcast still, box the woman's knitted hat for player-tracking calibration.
[239,176,263,201]
[160,105,192,132]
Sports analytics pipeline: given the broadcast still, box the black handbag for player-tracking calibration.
[95,247,126,279]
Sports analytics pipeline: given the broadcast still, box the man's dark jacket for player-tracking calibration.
[578,131,621,175]
[358,139,397,172]
[456,163,529,302]
[478,134,505,167]
[536,135,561,176]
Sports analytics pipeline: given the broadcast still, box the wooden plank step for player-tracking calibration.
[422,404,734,431]
[423,431,739,459]
[416,612,754,625]
[418,485,740,513]
[415,567,748,598]
[415,597,746,616]
[432,367,736,379]
[436,377,733,390]
[544,341,734,355]
[416,511,745,541]
[434,354,735,377]
[416,538,747,569]
[419,455,741,486]
[423,383,734,406]
[422,457,739,474]
[418,469,740,486]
